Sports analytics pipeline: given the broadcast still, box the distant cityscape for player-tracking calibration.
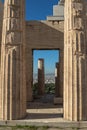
[33,73,55,84]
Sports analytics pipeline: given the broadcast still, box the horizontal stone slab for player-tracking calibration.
[47,16,64,21]
[0,120,87,129]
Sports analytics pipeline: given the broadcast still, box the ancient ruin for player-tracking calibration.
[0,0,26,120]
[55,63,60,97]
[38,59,45,95]
[0,0,87,121]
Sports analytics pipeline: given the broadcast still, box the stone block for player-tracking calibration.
[53,5,64,16]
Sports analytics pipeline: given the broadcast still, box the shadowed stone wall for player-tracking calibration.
[25,21,64,101]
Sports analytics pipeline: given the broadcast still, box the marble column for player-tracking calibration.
[0,0,26,120]
[59,50,63,97]
[55,63,60,97]
[38,59,45,95]
[64,0,87,121]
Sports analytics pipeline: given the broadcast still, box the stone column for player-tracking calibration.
[55,63,60,97]
[0,0,26,120]
[59,50,63,97]
[0,1,3,60]
[54,62,63,104]
[64,0,87,121]
[0,2,3,110]
[38,59,45,95]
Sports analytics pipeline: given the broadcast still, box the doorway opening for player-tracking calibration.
[26,49,63,120]
[33,49,59,101]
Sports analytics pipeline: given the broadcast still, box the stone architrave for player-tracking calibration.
[0,0,26,120]
[55,62,60,97]
[38,59,45,95]
[64,0,87,121]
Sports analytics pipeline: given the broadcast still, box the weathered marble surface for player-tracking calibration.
[64,0,87,121]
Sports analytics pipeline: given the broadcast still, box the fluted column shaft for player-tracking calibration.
[0,0,26,120]
[64,0,87,121]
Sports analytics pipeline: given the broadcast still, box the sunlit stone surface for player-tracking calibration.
[0,0,87,121]
[64,0,87,121]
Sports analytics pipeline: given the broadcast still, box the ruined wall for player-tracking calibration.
[25,21,64,101]
[0,2,64,102]
[0,4,64,102]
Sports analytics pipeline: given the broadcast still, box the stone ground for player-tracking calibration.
[0,95,87,129]
[26,94,63,121]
